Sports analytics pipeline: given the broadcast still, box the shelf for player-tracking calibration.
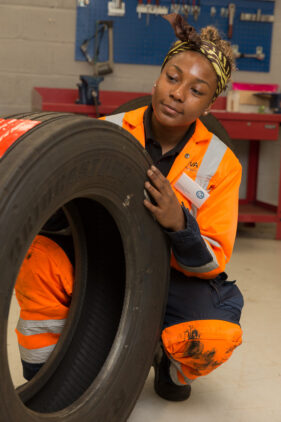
[238,202,278,223]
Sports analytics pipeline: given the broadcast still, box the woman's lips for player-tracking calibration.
[161,103,182,116]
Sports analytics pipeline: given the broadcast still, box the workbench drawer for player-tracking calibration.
[221,119,279,140]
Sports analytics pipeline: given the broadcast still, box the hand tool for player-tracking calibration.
[228,3,236,39]
[137,0,143,18]
[182,0,189,18]
[193,0,200,21]
[220,7,228,18]
[146,0,151,26]
[78,20,114,110]
[210,6,216,17]
[171,0,181,14]
[154,0,169,15]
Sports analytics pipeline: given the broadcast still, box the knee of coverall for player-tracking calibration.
[161,272,244,384]
[162,319,242,384]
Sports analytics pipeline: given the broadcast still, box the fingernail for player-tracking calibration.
[147,169,153,176]
[151,165,157,171]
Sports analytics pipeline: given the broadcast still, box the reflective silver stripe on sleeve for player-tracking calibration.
[194,135,227,261]
[202,235,222,249]
[19,344,56,364]
[203,235,227,261]
[195,134,227,190]
[177,250,219,273]
[178,135,227,272]
[16,318,66,336]
[176,233,220,274]
[104,112,126,127]
[202,238,219,268]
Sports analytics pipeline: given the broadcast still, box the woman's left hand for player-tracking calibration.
[144,165,185,232]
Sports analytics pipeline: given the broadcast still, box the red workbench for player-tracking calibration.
[32,87,281,239]
[32,87,150,117]
[211,107,281,239]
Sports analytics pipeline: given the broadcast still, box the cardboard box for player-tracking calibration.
[226,90,270,112]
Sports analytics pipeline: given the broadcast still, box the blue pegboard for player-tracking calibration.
[75,0,275,72]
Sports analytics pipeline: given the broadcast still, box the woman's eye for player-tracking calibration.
[167,74,177,82]
[192,87,203,96]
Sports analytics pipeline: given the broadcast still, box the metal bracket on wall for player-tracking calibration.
[232,45,265,60]
[210,6,216,17]
[136,4,169,17]
[77,0,90,6]
[108,0,125,16]
[220,7,229,18]
[240,9,274,22]
[170,4,201,20]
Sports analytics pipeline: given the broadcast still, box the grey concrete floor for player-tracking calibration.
[7,223,281,422]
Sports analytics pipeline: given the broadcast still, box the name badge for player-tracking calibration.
[174,172,209,209]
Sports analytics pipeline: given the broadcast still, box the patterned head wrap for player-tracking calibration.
[162,14,232,99]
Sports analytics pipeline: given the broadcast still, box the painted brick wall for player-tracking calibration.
[0,0,160,115]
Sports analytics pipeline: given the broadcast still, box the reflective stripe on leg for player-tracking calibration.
[169,357,193,386]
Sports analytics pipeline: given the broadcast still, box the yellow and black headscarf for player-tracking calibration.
[162,14,232,100]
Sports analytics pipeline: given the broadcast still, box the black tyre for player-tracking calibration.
[0,112,170,421]
[111,95,152,115]
[200,113,233,149]
[112,95,233,149]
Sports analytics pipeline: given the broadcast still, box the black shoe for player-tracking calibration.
[153,348,191,402]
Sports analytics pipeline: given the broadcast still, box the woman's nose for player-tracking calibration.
[170,85,185,102]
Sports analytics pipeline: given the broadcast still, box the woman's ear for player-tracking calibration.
[151,81,158,95]
[203,103,213,115]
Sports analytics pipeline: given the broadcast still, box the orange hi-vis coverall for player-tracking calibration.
[103,107,244,384]
[15,235,74,369]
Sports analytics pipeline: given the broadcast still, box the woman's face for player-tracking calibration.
[152,50,218,128]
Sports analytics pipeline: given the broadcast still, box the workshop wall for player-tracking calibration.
[0,0,280,206]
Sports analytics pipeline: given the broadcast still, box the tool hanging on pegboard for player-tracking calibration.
[171,0,180,14]
[228,3,236,39]
[77,20,114,115]
[181,0,189,19]
[192,0,200,21]
[137,0,143,18]
[210,6,216,17]
[170,0,200,20]
[136,0,168,24]
[146,0,151,25]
